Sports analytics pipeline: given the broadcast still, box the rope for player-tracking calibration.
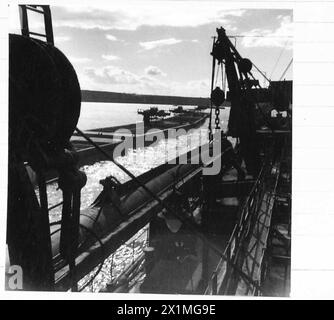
[251,62,271,85]
[222,63,227,92]
[214,62,220,88]
[270,40,289,80]
[279,58,293,81]
[228,34,292,39]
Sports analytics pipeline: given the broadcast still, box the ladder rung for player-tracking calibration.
[29,31,47,38]
[26,6,45,14]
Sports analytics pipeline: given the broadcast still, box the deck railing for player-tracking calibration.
[205,158,272,295]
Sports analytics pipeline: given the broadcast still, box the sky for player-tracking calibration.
[9,2,293,97]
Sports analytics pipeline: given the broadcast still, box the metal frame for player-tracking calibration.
[19,5,54,45]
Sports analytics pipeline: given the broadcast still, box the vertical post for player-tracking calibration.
[7,163,55,290]
[19,5,29,37]
[41,5,54,45]
[36,172,55,290]
[58,168,87,292]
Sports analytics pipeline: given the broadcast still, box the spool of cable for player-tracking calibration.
[9,34,81,170]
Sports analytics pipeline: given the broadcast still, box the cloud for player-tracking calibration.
[105,34,118,41]
[68,56,91,64]
[139,38,182,50]
[102,54,120,61]
[145,66,166,76]
[52,4,245,30]
[171,79,211,97]
[54,35,71,43]
[84,66,141,85]
[241,15,293,49]
[83,65,171,94]
[82,65,210,96]
[139,38,201,51]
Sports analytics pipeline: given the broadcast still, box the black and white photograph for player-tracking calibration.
[5,0,319,299]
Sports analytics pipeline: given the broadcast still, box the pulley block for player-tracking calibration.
[238,58,252,73]
[211,87,225,107]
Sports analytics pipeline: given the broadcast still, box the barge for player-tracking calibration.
[70,111,208,167]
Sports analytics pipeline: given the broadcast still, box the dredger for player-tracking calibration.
[7,5,291,295]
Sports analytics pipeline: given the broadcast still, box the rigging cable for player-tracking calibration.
[208,36,216,142]
[228,35,292,39]
[214,62,221,88]
[251,62,271,85]
[270,40,290,80]
[279,58,293,80]
[222,63,227,92]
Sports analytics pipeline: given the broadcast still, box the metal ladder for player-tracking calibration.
[19,5,54,45]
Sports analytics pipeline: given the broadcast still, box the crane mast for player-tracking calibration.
[210,27,261,175]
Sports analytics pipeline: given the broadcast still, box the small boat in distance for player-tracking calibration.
[138,107,171,126]
[170,105,184,113]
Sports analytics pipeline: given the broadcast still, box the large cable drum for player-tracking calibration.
[9,34,81,169]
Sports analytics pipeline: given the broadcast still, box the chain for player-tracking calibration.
[215,107,220,130]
